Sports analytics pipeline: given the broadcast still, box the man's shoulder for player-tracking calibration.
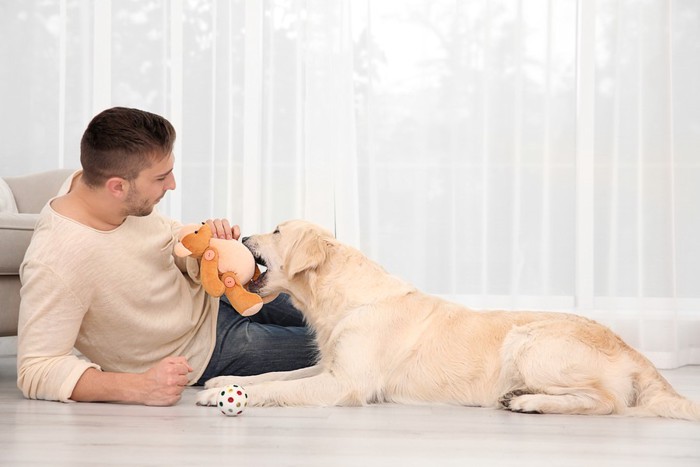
[24,215,90,263]
[47,195,71,218]
[33,201,86,238]
[27,207,100,264]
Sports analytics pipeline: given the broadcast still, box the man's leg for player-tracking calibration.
[246,294,307,327]
[196,295,317,384]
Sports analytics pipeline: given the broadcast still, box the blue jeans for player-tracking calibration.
[196,294,318,385]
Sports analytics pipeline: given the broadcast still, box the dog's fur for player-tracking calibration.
[196,220,700,420]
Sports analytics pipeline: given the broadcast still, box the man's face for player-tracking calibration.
[123,153,176,217]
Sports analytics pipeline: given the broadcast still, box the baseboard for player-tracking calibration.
[0,336,17,357]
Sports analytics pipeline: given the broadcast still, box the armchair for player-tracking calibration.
[0,169,75,336]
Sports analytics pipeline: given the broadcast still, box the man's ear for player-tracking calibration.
[105,177,128,199]
[285,230,329,278]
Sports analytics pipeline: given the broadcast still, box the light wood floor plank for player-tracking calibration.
[1,354,699,466]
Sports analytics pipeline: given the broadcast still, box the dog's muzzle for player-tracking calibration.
[243,237,267,293]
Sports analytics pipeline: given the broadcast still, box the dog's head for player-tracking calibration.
[243,220,335,299]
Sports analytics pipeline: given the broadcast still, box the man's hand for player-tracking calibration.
[206,218,241,240]
[139,356,194,406]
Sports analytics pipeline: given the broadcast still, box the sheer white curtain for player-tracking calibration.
[1,0,698,367]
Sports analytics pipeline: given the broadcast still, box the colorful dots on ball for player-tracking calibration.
[217,384,248,416]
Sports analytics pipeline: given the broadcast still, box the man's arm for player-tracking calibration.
[19,260,192,405]
[70,356,193,406]
[18,260,98,402]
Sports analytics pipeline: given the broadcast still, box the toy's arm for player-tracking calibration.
[200,247,226,297]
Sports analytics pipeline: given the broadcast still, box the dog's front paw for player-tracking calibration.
[195,387,222,406]
[204,375,242,389]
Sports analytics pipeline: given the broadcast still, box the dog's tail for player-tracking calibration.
[626,365,700,421]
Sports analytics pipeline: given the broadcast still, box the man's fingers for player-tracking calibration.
[213,219,230,239]
[205,219,233,239]
[167,374,190,387]
[170,357,192,369]
[220,219,232,239]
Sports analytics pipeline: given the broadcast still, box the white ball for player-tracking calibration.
[217,384,248,416]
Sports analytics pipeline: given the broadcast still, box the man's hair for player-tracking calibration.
[80,107,176,188]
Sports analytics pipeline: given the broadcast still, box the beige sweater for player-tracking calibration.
[17,201,218,402]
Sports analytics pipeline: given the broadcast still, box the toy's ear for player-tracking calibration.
[177,223,200,240]
[285,229,329,278]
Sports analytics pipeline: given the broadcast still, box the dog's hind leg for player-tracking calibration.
[497,322,632,416]
[501,388,617,415]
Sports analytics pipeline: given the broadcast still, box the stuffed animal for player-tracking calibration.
[174,222,263,316]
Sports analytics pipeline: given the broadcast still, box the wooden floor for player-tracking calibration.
[1,353,699,467]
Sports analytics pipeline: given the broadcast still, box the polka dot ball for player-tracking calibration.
[217,384,248,416]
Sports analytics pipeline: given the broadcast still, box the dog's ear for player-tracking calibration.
[285,229,329,278]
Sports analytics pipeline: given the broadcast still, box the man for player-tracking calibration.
[17,107,317,405]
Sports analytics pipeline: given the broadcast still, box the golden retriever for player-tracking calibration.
[196,220,700,420]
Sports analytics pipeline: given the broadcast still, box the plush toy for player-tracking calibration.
[174,222,263,316]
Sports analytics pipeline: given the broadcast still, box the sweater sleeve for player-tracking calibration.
[17,259,100,402]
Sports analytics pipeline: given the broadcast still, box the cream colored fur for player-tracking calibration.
[196,220,700,420]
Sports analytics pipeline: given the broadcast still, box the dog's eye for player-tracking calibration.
[273,228,280,234]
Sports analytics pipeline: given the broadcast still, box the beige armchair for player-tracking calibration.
[0,169,75,336]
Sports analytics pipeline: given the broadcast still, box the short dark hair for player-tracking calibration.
[80,107,176,188]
